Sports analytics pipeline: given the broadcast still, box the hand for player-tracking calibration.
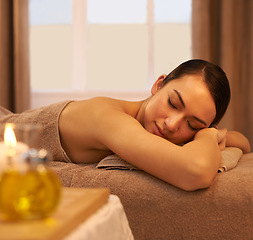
[216,128,227,151]
[194,127,227,151]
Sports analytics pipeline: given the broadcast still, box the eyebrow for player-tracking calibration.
[173,89,207,126]
[174,89,185,108]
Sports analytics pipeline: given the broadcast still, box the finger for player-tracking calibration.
[217,128,227,143]
[219,139,226,151]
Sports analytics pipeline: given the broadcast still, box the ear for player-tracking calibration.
[151,74,167,95]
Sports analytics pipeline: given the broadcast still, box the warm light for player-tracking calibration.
[4,124,17,156]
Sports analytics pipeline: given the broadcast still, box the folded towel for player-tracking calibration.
[96,147,243,173]
[97,154,138,170]
[219,147,243,172]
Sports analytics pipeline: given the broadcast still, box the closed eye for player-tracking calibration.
[168,98,177,109]
[187,121,199,131]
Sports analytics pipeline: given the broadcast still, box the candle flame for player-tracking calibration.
[4,124,17,157]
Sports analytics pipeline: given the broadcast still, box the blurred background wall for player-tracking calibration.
[0,0,252,147]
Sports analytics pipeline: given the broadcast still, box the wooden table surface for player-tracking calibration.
[0,187,110,240]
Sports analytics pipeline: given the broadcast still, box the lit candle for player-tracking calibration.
[0,124,29,174]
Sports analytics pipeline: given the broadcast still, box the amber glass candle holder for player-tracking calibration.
[0,124,61,220]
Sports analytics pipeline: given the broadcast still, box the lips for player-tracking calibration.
[154,122,167,139]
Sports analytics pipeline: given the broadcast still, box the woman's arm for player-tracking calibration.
[99,111,222,191]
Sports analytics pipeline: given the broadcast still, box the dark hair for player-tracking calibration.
[162,59,231,126]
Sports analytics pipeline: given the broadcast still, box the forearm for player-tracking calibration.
[226,131,251,153]
[179,128,221,190]
[190,128,221,172]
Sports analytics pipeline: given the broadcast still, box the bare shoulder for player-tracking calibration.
[80,97,145,142]
[58,97,145,162]
[63,97,141,117]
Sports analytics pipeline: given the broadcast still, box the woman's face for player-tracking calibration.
[140,74,216,144]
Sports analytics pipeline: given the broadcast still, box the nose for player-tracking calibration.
[164,115,181,133]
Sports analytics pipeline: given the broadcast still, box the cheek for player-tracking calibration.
[141,106,156,130]
[145,98,163,119]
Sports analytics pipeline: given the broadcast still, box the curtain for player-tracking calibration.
[0,0,30,113]
[192,0,253,147]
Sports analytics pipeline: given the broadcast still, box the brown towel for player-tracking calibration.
[97,154,139,170]
[97,147,243,173]
[49,152,253,240]
[0,101,72,162]
[219,147,243,172]
[0,106,12,117]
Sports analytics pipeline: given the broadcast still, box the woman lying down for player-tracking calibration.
[0,59,251,191]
